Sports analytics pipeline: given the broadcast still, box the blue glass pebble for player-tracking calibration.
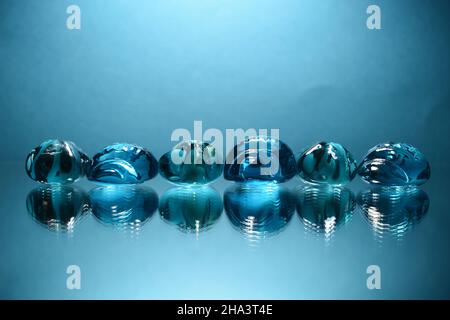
[159,141,223,185]
[88,143,158,184]
[297,142,357,185]
[358,142,431,186]
[26,139,91,184]
[224,136,297,182]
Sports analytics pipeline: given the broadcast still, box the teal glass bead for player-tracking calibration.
[297,142,357,185]
[358,142,431,186]
[224,182,295,239]
[89,185,158,228]
[26,185,90,232]
[358,186,429,239]
[26,139,91,184]
[224,136,296,182]
[159,186,223,232]
[159,141,223,185]
[88,143,158,184]
[295,186,355,235]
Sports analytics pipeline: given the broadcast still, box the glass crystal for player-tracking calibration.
[295,185,355,236]
[358,186,429,240]
[89,185,158,228]
[26,139,90,184]
[224,182,295,239]
[88,143,158,184]
[159,140,223,185]
[297,142,357,185]
[26,185,89,232]
[224,136,296,182]
[159,186,223,232]
[358,142,431,186]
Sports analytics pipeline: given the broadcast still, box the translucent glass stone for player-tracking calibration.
[88,143,158,184]
[26,185,89,232]
[26,139,91,184]
[89,185,158,228]
[159,141,223,185]
[224,182,295,239]
[358,142,431,186]
[358,187,429,240]
[224,136,297,182]
[159,186,223,232]
[297,142,357,185]
[295,186,355,236]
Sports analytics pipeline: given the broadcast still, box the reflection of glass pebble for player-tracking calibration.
[89,185,158,228]
[296,185,355,235]
[26,185,89,232]
[358,186,429,239]
[159,186,222,233]
[224,182,295,239]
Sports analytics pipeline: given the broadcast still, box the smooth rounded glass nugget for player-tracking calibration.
[26,139,91,184]
[88,143,158,184]
[224,136,297,182]
[358,142,430,186]
[159,140,223,185]
[297,141,357,185]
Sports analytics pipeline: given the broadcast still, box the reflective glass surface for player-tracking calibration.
[0,162,446,299]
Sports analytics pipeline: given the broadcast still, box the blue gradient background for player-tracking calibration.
[0,0,450,299]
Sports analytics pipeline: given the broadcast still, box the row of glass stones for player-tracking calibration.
[25,138,431,187]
